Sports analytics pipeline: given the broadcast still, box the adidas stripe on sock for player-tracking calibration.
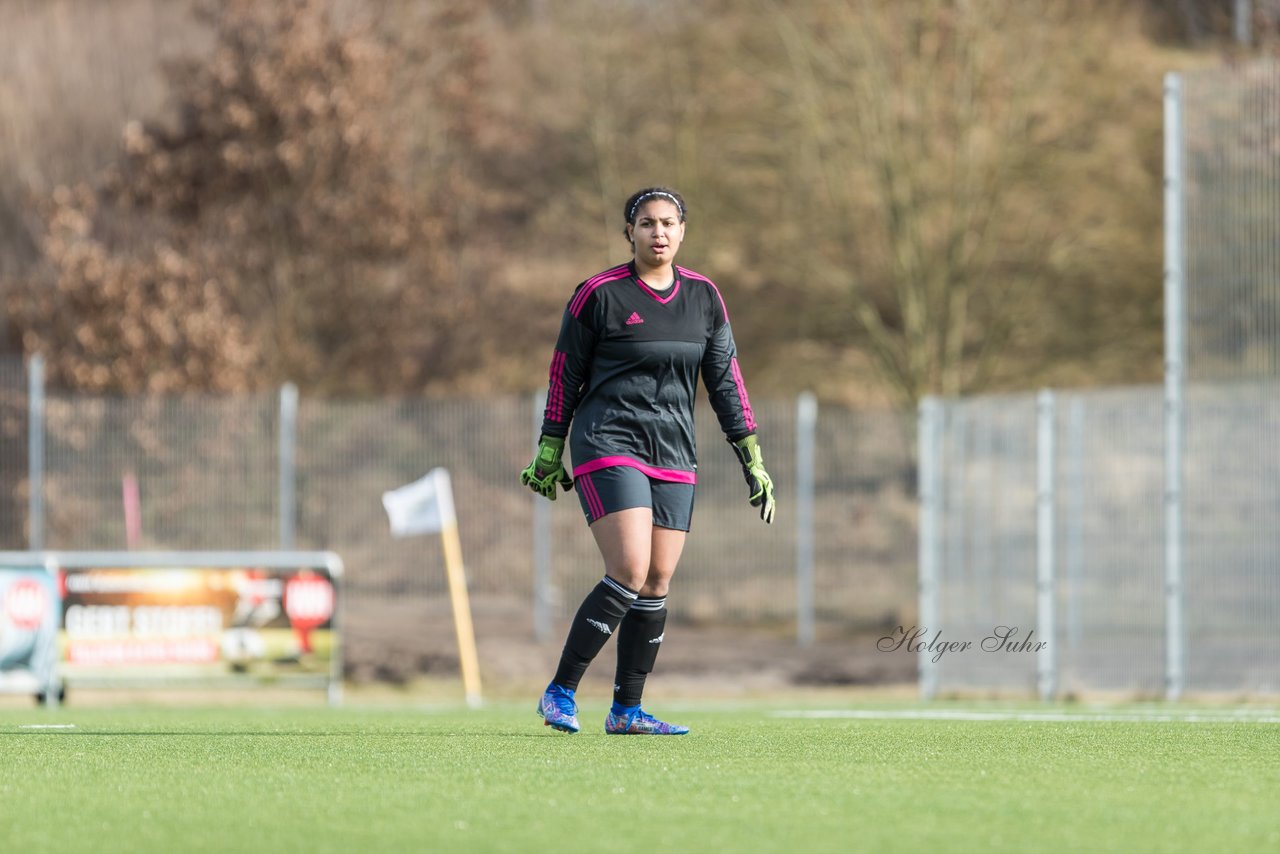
[552,576,638,691]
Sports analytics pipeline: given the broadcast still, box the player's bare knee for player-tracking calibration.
[639,568,674,597]
[606,565,648,592]
[639,579,669,598]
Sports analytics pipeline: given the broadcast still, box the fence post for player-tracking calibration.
[1234,0,1253,46]
[917,397,941,700]
[279,383,299,550]
[1036,389,1057,702]
[28,355,45,551]
[795,392,817,647]
[1065,397,1086,653]
[1163,72,1186,701]
[531,392,552,642]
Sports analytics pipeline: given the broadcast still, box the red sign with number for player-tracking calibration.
[284,575,335,654]
[4,578,49,630]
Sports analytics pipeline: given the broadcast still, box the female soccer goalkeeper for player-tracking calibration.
[520,186,775,735]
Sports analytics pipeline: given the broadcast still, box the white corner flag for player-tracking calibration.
[381,468,481,709]
[381,468,456,537]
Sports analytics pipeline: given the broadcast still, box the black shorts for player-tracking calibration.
[574,465,695,531]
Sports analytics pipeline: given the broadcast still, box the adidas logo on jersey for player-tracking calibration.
[625,312,645,325]
[586,617,612,635]
[649,633,664,644]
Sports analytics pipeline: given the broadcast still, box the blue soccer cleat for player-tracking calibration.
[604,707,689,735]
[537,683,580,733]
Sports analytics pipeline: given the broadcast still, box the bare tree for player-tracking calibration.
[768,0,1084,405]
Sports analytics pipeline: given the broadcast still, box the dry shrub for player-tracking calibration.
[7,0,513,395]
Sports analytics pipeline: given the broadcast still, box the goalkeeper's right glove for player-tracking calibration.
[520,435,574,500]
[731,434,776,524]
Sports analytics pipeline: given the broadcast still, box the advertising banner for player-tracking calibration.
[58,564,338,688]
[0,567,61,697]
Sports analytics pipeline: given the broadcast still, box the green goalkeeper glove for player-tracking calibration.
[731,434,775,524]
[520,435,574,500]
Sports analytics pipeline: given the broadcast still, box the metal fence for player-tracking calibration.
[919,382,1280,699]
[919,60,1280,700]
[0,357,26,548]
[1179,61,1280,695]
[1,355,917,645]
[1181,60,1280,382]
[12,61,1274,696]
[920,387,1169,698]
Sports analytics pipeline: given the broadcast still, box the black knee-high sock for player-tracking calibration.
[552,576,638,691]
[613,596,667,707]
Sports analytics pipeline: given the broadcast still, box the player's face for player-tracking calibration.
[628,200,685,269]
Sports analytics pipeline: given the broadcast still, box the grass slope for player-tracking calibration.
[2,704,1277,853]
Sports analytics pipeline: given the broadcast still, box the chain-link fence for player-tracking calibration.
[41,391,280,551]
[1183,382,1280,691]
[921,388,1168,697]
[920,61,1280,700]
[2,366,918,644]
[1182,61,1280,382]
[546,399,916,629]
[920,382,1280,698]
[1179,61,1280,694]
[0,357,26,547]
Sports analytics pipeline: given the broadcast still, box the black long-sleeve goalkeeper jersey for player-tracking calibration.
[540,261,757,484]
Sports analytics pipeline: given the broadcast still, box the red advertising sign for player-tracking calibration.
[0,569,61,699]
[4,578,49,631]
[284,573,335,654]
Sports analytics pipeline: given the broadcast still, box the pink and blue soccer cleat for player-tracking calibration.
[537,683,580,733]
[604,707,689,735]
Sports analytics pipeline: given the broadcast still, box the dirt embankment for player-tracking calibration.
[342,596,916,698]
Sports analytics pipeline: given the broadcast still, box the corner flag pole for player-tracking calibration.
[439,512,483,709]
[382,468,482,708]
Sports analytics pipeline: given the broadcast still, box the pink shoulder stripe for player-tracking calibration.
[584,262,630,286]
[569,264,631,317]
[677,266,729,324]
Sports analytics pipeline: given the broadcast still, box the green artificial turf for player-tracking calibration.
[1,703,1276,853]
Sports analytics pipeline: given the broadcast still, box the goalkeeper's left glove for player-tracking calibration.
[731,434,775,524]
[520,435,574,500]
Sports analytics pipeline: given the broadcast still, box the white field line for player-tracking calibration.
[17,724,77,729]
[771,709,1280,724]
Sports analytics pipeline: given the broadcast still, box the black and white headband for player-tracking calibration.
[628,191,684,222]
